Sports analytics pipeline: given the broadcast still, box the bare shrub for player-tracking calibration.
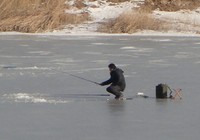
[0,0,89,33]
[98,11,169,33]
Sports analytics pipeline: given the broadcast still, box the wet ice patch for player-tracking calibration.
[2,65,17,69]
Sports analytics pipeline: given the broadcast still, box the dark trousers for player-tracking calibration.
[106,85,123,97]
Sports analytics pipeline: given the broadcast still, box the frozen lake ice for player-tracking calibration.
[0,35,200,140]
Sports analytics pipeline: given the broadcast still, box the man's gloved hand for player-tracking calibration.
[99,83,104,86]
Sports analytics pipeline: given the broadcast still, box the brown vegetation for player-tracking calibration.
[1,0,200,33]
[143,0,200,11]
[73,0,87,9]
[98,11,169,34]
[99,0,200,34]
[0,0,89,33]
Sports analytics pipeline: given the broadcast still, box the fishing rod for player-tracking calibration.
[52,69,100,85]
[68,73,100,85]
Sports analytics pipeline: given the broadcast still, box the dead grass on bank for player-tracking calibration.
[0,0,89,33]
[142,0,200,11]
[99,0,200,34]
[107,0,130,3]
[98,11,169,34]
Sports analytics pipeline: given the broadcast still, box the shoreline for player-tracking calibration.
[0,31,199,37]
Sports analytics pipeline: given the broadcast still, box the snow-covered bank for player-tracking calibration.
[61,0,200,35]
[1,30,199,37]
[154,8,200,34]
[0,0,200,36]
[62,0,143,34]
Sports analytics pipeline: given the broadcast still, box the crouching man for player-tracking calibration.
[100,63,126,100]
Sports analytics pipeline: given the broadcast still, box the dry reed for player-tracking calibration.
[0,0,89,33]
[99,0,200,34]
[98,11,169,34]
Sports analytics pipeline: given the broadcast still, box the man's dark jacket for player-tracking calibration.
[101,68,126,91]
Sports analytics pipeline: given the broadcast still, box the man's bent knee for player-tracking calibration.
[106,86,122,96]
[106,86,113,93]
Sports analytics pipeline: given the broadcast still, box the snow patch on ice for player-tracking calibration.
[2,93,71,104]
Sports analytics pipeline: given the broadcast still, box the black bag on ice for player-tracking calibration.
[156,84,168,98]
